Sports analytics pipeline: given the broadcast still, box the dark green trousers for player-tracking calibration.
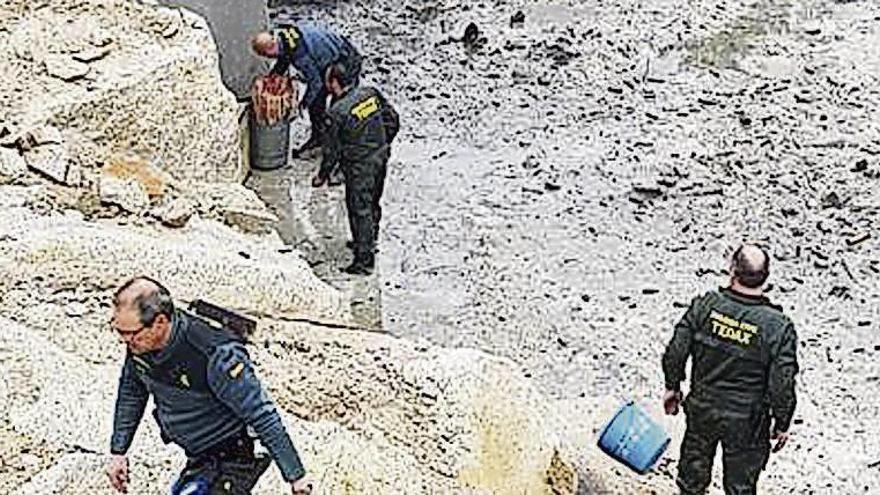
[343,156,387,266]
[677,402,771,495]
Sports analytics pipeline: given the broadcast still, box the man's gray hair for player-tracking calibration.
[113,276,175,325]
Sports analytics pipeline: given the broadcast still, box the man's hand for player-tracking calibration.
[291,476,313,494]
[311,174,327,188]
[663,389,683,416]
[105,454,129,493]
[771,430,790,453]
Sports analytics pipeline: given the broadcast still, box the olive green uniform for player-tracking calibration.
[662,287,799,495]
[317,85,399,269]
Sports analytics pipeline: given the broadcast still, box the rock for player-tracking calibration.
[2,0,246,187]
[463,22,480,46]
[510,10,525,27]
[0,209,347,324]
[43,55,90,82]
[23,144,70,184]
[17,126,63,151]
[152,197,195,228]
[71,46,111,63]
[821,191,843,209]
[18,453,41,469]
[846,232,870,247]
[223,206,279,234]
[191,182,279,233]
[63,302,87,317]
[258,325,577,494]
[103,156,169,198]
[99,172,150,214]
[0,147,27,180]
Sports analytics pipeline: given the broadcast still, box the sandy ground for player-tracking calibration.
[251,0,880,493]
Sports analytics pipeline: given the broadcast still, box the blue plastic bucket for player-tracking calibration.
[597,401,671,474]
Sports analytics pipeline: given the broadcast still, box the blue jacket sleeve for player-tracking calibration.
[110,355,149,455]
[207,344,306,482]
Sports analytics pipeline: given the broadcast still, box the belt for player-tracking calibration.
[194,430,254,463]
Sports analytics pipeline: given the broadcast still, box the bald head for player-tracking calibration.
[731,244,770,288]
[251,31,278,58]
[113,276,174,326]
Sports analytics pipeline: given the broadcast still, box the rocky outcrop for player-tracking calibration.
[0,0,244,187]
[0,207,348,326]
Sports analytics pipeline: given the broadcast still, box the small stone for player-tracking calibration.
[100,172,150,214]
[24,144,70,184]
[64,302,87,317]
[846,232,870,247]
[43,55,90,82]
[462,22,482,48]
[0,147,27,180]
[18,453,41,468]
[821,191,842,209]
[510,10,525,27]
[151,197,195,228]
[223,207,279,234]
[72,46,111,63]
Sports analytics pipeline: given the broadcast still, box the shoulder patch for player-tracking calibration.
[351,96,379,121]
[228,361,245,379]
[281,27,300,52]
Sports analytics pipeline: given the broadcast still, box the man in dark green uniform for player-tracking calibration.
[311,62,399,275]
[662,244,799,495]
[105,277,312,495]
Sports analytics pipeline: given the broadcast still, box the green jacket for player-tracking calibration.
[662,287,799,432]
[318,85,400,180]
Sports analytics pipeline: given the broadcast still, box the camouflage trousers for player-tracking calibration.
[677,402,771,495]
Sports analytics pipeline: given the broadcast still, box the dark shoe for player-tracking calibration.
[342,262,372,275]
[346,241,378,253]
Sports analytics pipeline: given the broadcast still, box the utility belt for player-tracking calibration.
[172,431,271,495]
[195,430,255,462]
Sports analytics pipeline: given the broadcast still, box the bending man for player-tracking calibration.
[105,276,311,494]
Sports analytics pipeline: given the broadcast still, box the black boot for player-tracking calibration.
[342,261,372,275]
[346,240,378,252]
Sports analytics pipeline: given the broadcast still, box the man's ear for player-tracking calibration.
[153,313,171,330]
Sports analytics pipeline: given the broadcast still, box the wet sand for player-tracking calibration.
[254,0,880,492]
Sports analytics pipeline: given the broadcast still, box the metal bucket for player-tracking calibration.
[248,105,290,171]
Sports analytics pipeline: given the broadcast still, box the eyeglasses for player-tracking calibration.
[110,322,149,338]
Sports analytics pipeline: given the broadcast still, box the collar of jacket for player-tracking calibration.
[148,309,185,366]
[720,286,772,306]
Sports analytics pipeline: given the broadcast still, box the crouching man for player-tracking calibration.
[105,276,312,495]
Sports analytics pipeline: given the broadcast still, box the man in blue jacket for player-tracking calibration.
[252,24,362,157]
[105,276,312,494]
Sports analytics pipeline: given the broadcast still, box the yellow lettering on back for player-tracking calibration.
[709,311,760,347]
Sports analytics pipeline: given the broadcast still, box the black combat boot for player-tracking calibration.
[346,240,378,252]
[342,261,372,275]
